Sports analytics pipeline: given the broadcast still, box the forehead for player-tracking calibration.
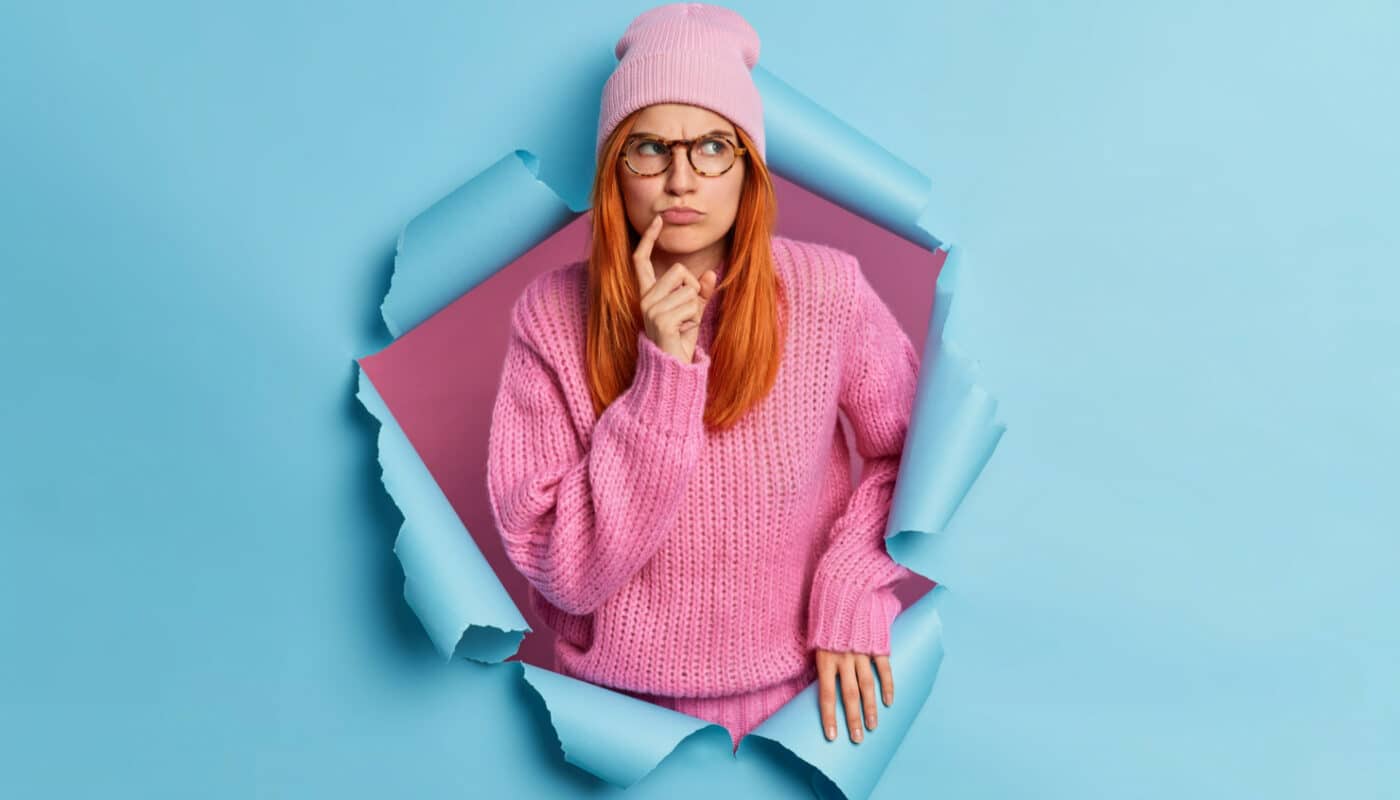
[629,103,736,138]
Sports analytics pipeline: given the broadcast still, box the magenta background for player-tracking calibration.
[359,174,942,669]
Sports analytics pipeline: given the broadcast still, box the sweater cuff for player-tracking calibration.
[623,330,710,431]
[806,579,904,657]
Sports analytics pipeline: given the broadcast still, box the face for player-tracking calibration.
[616,103,746,274]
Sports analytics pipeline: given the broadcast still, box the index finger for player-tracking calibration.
[632,214,665,294]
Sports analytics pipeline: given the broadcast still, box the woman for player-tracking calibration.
[485,2,919,751]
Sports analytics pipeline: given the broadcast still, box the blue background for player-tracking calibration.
[3,1,1396,797]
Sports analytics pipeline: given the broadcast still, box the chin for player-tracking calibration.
[659,227,712,253]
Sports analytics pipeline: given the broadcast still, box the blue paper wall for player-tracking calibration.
[2,2,1396,798]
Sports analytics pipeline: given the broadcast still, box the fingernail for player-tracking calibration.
[853,729,863,743]
[826,726,835,740]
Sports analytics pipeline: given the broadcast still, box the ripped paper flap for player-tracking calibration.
[381,149,584,338]
[516,586,946,796]
[745,586,947,800]
[887,245,1007,582]
[356,367,528,662]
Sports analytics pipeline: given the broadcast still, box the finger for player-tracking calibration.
[641,264,694,315]
[693,271,717,313]
[650,284,698,317]
[661,264,700,296]
[816,652,838,741]
[632,215,665,294]
[874,655,894,706]
[839,656,863,743]
[656,295,704,335]
[698,269,718,301]
[668,270,710,319]
[854,655,878,731]
[641,263,697,312]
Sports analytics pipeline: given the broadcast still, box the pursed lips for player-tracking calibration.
[660,207,704,222]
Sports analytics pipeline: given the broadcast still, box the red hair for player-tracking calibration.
[585,110,786,431]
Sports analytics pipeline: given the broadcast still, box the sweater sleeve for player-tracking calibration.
[806,256,919,656]
[486,303,711,617]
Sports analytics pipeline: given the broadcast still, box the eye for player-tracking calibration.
[636,139,666,155]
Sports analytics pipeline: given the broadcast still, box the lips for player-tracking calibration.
[660,208,703,224]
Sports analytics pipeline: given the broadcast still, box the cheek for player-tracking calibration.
[622,185,650,220]
[713,181,743,222]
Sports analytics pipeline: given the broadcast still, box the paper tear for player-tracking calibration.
[355,367,528,662]
[742,587,948,800]
[518,662,719,787]
[513,588,945,797]
[380,148,585,339]
[886,244,1008,584]
[755,65,941,250]
[352,62,1001,800]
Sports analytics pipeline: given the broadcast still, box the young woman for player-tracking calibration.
[486,3,919,751]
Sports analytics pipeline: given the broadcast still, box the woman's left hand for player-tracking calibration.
[814,648,894,743]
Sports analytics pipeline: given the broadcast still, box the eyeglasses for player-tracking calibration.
[620,134,747,177]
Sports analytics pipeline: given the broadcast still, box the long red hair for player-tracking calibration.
[585,110,786,432]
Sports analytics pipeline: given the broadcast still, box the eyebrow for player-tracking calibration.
[628,128,735,139]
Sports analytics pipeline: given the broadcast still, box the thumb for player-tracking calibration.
[699,269,718,302]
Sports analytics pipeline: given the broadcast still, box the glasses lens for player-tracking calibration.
[625,138,670,175]
[692,135,736,175]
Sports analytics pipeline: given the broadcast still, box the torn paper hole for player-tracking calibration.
[352,62,1003,800]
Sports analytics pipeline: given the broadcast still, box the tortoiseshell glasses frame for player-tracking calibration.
[619,133,749,177]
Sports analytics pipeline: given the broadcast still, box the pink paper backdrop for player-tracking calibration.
[359,174,942,668]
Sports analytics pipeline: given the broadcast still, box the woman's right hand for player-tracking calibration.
[633,214,717,364]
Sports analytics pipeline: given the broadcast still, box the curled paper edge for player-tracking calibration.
[380,148,584,339]
[516,662,723,788]
[355,365,529,662]
[757,65,940,250]
[512,588,947,796]
[745,586,949,800]
[887,244,1007,584]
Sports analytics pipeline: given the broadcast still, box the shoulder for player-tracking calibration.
[768,234,862,330]
[770,234,862,298]
[770,234,858,280]
[512,259,587,325]
[509,258,589,362]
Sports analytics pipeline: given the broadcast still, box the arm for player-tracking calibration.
[487,309,710,616]
[806,256,919,656]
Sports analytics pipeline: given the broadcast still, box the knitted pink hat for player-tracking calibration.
[596,2,765,164]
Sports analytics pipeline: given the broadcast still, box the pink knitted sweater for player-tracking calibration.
[486,234,919,699]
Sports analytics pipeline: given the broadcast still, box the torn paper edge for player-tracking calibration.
[742,586,949,800]
[755,64,942,252]
[380,148,585,339]
[516,662,723,788]
[355,365,528,662]
[887,242,1008,582]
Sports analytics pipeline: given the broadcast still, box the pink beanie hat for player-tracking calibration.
[596,2,765,163]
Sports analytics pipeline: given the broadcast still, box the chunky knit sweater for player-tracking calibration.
[486,234,919,699]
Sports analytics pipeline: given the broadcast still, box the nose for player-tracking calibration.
[663,144,698,194]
